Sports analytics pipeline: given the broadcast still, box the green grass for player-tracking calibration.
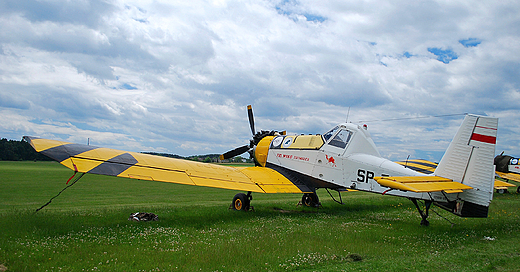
[0,161,519,271]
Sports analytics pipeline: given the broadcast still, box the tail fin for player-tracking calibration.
[434,114,498,217]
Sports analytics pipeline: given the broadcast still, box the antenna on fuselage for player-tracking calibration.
[346,107,351,123]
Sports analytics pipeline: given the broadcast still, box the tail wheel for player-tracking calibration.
[302,193,320,207]
[232,193,250,211]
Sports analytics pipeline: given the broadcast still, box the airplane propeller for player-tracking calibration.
[220,144,251,161]
[248,105,255,136]
[219,105,279,162]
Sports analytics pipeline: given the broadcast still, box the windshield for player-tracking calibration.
[323,126,340,142]
[327,129,352,149]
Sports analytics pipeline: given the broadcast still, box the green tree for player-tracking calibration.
[0,138,52,161]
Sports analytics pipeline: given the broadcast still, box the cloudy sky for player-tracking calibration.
[1,0,519,162]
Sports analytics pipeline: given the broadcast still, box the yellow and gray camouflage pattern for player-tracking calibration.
[24,136,309,194]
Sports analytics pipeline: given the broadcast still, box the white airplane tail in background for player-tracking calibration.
[434,114,498,217]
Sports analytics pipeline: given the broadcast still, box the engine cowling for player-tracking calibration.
[254,136,275,167]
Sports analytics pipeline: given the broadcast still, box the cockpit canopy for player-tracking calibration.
[322,123,381,157]
[266,123,381,158]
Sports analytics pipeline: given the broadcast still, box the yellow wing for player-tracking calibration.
[395,159,437,174]
[374,176,473,194]
[24,137,309,194]
[495,171,520,183]
[396,159,517,190]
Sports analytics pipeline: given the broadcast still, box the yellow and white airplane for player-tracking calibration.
[494,153,520,193]
[25,106,498,226]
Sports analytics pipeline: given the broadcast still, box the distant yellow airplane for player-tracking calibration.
[494,153,520,193]
[25,106,499,226]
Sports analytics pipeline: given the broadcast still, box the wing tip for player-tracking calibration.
[22,136,37,148]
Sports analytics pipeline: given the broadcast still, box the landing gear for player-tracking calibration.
[496,188,508,194]
[411,199,432,226]
[302,193,320,207]
[231,192,253,211]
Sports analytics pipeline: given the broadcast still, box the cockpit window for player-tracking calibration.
[328,130,352,149]
[323,126,340,142]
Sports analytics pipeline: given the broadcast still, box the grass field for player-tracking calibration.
[1,161,519,271]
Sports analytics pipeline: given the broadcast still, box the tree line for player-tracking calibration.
[1,138,251,163]
[0,138,52,161]
[143,152,251,163]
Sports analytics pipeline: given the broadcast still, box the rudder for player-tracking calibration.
[434,114,498,217]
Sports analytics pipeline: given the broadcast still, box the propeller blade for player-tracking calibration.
[247,105,255,136]
[219,145,250,160]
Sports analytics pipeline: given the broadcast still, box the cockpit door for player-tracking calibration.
[312,128,353,186]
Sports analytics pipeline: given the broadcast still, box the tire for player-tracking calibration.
[232,193,250,211]
[517,186,520,194]
[496,189,507,194]
[302,193,320,207]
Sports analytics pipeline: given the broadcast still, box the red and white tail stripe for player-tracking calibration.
[470,124,497,145]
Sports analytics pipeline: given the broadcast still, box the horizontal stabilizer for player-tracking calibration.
[397,159,515,190]
[493,179,516,190]
[374,176,472,193]
[496,171,520,183]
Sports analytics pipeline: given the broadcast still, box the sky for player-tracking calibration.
[1,0,519,162]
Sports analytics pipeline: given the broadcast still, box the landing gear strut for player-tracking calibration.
[302,193,320,207]
[411,198,432,226]
[231,192,253,211]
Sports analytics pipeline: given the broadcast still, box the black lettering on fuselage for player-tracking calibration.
[357,169,375,183]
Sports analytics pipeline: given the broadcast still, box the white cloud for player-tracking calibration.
[0,0,519,160]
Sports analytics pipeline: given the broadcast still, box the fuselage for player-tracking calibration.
[254,123,432,200]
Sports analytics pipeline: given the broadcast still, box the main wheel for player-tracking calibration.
[232,193,250,211]
[517,186,520,194]
[302,193,320,207]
